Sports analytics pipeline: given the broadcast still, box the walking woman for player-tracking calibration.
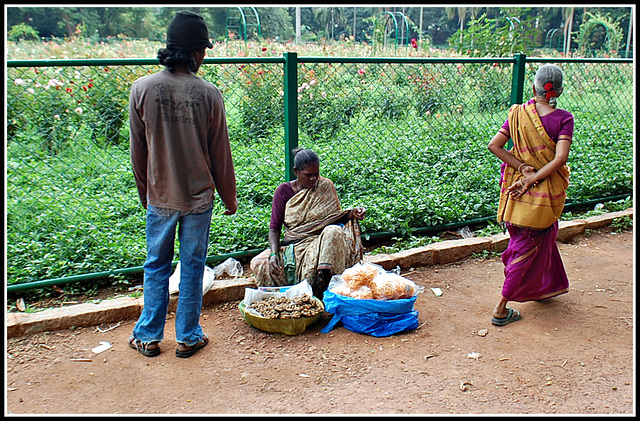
[487,64,574,326]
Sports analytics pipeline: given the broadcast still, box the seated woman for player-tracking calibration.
[250,148,366,297]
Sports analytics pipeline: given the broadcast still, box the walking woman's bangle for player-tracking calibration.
[269,252,278,258]
[518,163,526,173]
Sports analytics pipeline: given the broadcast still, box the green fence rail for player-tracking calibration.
[6,54,634,293]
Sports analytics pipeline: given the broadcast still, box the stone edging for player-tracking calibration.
[6,209,633,338]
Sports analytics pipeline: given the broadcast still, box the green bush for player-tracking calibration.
[8,23,40,42]
[5,54,633,298]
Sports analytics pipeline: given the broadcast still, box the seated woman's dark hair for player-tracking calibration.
[292,148,319,170]
[157,48,199,73]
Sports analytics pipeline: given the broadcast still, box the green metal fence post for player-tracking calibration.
[283,52,299,181]
[510,53,527,105]
[506,53,528,149]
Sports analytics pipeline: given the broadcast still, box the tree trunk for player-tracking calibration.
[625,7,633,58]
[295,7,301,43]
[564,7,574,56]
[353,7,356,39]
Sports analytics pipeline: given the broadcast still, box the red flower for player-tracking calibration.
[262,47,267,52]
[411,38,418,49]
[66,88,72,93]
[544,82,557,100]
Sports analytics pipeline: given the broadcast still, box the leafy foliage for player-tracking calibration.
[576,11,624,57]
[5,40,634,299]
[8,23,40,41]
[449,12,541,57]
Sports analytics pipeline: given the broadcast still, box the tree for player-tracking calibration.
[353,7,357,39]
[449,11,541,57]
[255,7,294,40]
[313,7,332,39]
[7,23,40,41]
[295,7,301,43]
[312,7,348,40]
[576,11,624,56]
[563,7,575,55]
[446,6,467,43]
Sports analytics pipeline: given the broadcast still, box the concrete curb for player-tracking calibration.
[7,279,254,338]
[6,209,633,338]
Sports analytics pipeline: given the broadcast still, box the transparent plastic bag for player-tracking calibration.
[457,226,473,239]
[328,264,424,301]
[168,263,216,295]
[213,257,244,277]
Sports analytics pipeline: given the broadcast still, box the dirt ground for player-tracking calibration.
[5,227,635,415]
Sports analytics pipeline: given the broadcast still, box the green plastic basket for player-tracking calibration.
[238,297,324,335]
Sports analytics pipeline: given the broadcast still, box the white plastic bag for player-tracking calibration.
[213,257,244,278]
[168,262,216,295]
[243,280,314,317]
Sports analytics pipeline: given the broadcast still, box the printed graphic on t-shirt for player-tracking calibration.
[153,82,205,125]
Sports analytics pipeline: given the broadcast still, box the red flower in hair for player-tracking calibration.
[544,82,557,100]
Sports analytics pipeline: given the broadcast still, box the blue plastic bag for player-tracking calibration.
[321,290,419,337]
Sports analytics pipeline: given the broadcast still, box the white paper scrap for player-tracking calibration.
[91,341,112,354]
[431,287,443,297]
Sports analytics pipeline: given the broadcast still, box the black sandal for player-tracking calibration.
[175,335,209,358]
[128,337,161,357]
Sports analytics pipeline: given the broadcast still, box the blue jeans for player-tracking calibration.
[132,203,212,346]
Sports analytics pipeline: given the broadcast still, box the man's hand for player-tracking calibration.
[223,197,238,215]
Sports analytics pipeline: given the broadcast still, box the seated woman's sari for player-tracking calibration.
[251,176,363,296]
[497,98,571,302]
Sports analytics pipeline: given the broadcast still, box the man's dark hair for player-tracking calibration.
[157,48,200,73]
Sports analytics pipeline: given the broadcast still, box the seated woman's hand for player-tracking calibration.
[351,207,366,220]
[269,254,282,276]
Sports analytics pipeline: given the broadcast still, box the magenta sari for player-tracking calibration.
[501,222,569,301]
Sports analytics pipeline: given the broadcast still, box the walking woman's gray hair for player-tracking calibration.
[534,64,564,108]
[292,148,319,170]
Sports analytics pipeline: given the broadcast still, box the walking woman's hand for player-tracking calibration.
[507,179,530,199]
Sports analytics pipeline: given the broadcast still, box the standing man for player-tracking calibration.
[128,11,238,358]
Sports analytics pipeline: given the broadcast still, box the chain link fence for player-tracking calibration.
[6,55,634,291]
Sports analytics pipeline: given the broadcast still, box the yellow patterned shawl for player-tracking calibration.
[284,176,349,242]
[497,98,570,229]
[284,176,363,288]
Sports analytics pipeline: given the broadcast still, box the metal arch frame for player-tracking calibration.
[505,16,520,31]
[545,28,564,51]
[225,7,261,46]
[383,11,410,50]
